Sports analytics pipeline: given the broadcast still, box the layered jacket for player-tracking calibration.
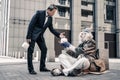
[67,39,96,59]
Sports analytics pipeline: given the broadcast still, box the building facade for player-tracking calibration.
[72,0,120,58]
[0,0,71,61]
[0,0,10,56]
[0,0,120,62]
[0,0,1,54]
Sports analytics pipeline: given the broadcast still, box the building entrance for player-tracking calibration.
[105,33,116,58]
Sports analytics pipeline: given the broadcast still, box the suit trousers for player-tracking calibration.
[27,35,47,71]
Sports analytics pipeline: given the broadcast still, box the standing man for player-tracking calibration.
[26,4,64,75]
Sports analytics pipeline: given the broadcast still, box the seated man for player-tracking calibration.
[51,28,106,76]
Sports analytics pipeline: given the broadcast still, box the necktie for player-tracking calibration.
[44,16,48,26]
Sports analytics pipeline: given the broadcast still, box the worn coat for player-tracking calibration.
[66,39,105,72]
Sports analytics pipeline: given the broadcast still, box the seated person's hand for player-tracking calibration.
[59,38,70,48]
[60,37,68,43]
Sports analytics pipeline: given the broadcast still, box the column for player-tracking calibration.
[116,0,120,58]
[0,1,1,55]
[71,0,81,46]
[0,0,9,56]
[95,0,109,69]
[44,30,56,62]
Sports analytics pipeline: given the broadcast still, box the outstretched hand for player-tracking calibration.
[59,32,65,38]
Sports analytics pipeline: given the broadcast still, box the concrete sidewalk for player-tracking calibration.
[0,56,38,65]
[0,56,120,80]
[0,56,27,63]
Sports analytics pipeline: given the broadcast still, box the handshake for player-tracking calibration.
[59,37,71,48]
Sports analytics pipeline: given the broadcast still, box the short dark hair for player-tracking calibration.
[47,4,57,11]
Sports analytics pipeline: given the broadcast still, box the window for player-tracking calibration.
[106,5,115,20]
[106,0,116,2]
[81,1,88,6]
[68,0,70,5]
[59,0,66,5]
[81,9,93,17]
[58,7,66,17]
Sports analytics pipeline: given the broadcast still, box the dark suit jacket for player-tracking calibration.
[26,10,60,40]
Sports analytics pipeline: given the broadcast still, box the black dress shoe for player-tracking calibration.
[29,70,37,75]
[40,67,50,72]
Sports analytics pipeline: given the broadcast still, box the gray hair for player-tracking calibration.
[79,30,93,43]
